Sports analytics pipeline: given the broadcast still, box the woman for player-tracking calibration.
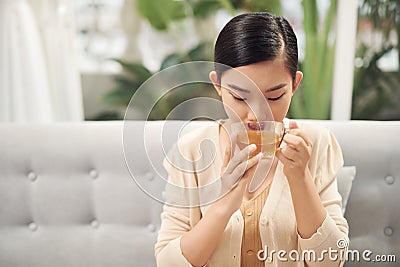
[155,12,349,267]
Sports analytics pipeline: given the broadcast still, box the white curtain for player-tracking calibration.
[121,0,142,63]
[0,0,83,122]
[0,0,53,122]
[29,0,83,121]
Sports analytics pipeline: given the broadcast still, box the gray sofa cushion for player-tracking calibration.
[337,166,356,214]
[0,120,399,267]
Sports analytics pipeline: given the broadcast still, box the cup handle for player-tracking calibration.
[277,127,288,148]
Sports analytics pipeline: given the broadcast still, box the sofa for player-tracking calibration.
[0,120,399,267]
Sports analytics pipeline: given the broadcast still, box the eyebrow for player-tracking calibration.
[226,83,250,93]
[226,83,287,93]
[265,83,287,92]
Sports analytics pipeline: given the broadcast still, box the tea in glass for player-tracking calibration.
[232,121,284,159]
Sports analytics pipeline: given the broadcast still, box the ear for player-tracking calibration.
[209,71,222,96]
[292,71,303,94]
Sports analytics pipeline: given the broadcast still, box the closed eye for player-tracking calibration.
[230,93,247,102]
[268,93,286,101]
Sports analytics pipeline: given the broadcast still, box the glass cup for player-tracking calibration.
[231,121,286,159]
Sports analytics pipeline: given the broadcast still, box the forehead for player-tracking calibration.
[220,59,291,90]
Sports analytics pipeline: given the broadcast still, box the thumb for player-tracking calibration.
[289,120,300,130]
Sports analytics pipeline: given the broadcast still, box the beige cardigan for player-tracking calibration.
[155,121,349,267]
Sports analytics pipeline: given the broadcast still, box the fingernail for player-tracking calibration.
[249,144,257,151]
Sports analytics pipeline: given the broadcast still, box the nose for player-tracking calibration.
[245,100,272,122]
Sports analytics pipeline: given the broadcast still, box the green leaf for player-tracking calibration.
[316,0,336,77]
[192,0,221,18]
[136,0,187,31]
[217,0,235,15]
[160,53,183,70]
[160,42,213,71]
[302,0,318,35]
[352,44,399,120]
[112,59,152,80]
[228,0,242,9]
[295,0,336,119]
[243,0,281,14]
[91,111,123,121]
[113,75,139,89]
[187,42,213,61]
[103,88,135,106]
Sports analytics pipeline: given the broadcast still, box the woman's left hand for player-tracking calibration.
[276,120,313,181]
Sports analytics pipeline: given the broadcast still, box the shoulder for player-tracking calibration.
[296,120,329,137]
[294,120,343,165]
[295,120,337,148]
[295,121,344,182]
[163,123,218,184]
[169,123,218,160]
[177,124,216,145]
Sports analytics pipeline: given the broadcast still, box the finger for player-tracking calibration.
[245,152,263,171]
[289,120,299,130]
[224,150,262,190]
[288,121,312,147]
[222,143,231,171]
[222,132,236,171]
[280,145,297,161]
[283,134,309,153]
[231,132,238,156]
[232,152,262,179]
[226,144,257,173]
[276,149,294,166]
[287,128,312,147]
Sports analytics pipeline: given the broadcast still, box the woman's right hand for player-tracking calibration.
[211,135,262,216]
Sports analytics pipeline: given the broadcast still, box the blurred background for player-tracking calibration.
[0,0,399,122]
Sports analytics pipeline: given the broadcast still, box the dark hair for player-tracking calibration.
[214,12,298,84]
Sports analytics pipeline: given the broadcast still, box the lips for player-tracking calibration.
[246,121,265,130]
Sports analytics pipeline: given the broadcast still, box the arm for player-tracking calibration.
[155,199,232,267]
[156,142,262,267]
[277,121,349,267]
[179,205,232,266]
[287,168,326,239]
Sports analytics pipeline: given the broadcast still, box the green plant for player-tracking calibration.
[359,0,399,67]
[352,45,400,119]
[289,0,338,119]
[103,59,152,108]
[101,0,283,120]
[136,0,187,30]
[351,0,400,120]
[137,0,282,27]
[104,43,218,120]
[105,0,342,120]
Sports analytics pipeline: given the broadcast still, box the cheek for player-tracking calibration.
[221,95,247,119]
[269,96,291,121]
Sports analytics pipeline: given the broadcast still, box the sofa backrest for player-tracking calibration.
[0,120,399,267]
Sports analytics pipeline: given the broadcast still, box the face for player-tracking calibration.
[210,58,303,123]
